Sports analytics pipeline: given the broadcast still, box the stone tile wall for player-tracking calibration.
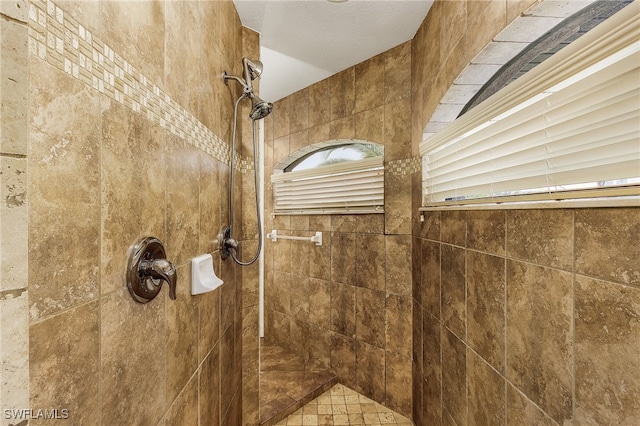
[0,0,259,424]
[263,42,415,417]
[411,209,640,425]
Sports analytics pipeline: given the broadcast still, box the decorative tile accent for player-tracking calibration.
[27,0,244,170]
[386,156,420,178]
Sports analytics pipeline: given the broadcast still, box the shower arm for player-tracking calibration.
[223,71,255,98]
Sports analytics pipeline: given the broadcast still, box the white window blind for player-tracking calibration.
[419,3,640,207]
[271,156,384,214]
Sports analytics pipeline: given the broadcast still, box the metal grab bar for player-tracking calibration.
[266,229,323,246]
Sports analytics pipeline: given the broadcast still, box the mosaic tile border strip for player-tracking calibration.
[26,0,245,170]
[386,156,420,178]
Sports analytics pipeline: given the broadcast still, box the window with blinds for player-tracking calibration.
[419,2,639,208]
[272,153,384,215]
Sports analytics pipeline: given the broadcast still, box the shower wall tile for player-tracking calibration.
[355,53,384,113]
[290,88,309,133]
[506,384,557,426]
[330,282,356,338]
[467,251,505,372]
[384,99,411,162]
[384,42,411,103]
[355,105,384,144]
[290,129,309,154]
[422,312,442,426]
[386,235,412,297]
[331,232,356,286]
[199,344,221,426]
[330,68,355,120]
[220,326,236,417]
[309,122,331,145]
[29,301,100,426]
[467,210,506,255]
[308,78,331,128]
[467,350,506,425]
[386,294,412,358]
[575,208,640,287]
[420,239,441,319]
[356,214,385,234]
[506,209,573,270]
[442,328,466,426]
[199,284,221,363]
[199,153,222,254]
[290,274,310,320]
[329,115,356,140]
[308,278,331,329]
[1,17,28,155]
[440,210,467,247]
[330,333,357,388]
[100,99,165,295]
[355,287,386,348]
[0,157,28,291]
[274,95,291,139]
[355,341,386,402]
[386,352,412,415]
[100,1,165,86]
[355,233,386,291]
[574,275,640,423]
[506,260,573,423]
[101,289,166,425]
[441,245,466,339]
[268,271,291,315]
[28,59,100,321]
[166,135,201,265]
[166,264,199,403]
[309,232,331,281]
[163,375,199,426]
[385,171,412,235]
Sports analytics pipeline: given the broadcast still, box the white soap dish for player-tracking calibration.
[191,254,223,295]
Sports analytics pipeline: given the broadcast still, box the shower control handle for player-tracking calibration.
[139,259,177,300]
[127,237,178,303]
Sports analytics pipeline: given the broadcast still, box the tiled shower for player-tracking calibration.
[1,1,638,426]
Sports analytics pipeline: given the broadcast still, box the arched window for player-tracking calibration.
[272,140,384,215]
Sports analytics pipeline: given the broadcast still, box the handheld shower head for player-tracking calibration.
[223,57,273,120]
[250,95,273,120]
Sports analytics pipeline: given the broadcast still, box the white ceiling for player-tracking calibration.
[233,0,434,102]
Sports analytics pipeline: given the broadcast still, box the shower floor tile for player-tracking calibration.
[273,384,414,425]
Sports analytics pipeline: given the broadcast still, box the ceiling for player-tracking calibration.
[233,0,434,102]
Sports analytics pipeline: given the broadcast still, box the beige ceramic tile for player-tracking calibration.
[1,157,27,291]
[163,375,198,425]
[308,78,331,129]
[101,289,165,425]
[28,60,100,320]
[330,68,355,121]
[1,18,28,155]
[506,209,573,270]
[574,275,640,424]
[355,233,386,291]
[0,289,29,415]
[383,99,411,162]
[100,99,165,296]
[506,260,573,423]
[420,239,441,319]
[441,329,466,426]
[355,54,384,114]
[384,42,411,104]
[575,208,640,287]
[441,245,466,338]
[506,384,556,426]
[467,350,506,425]
[30,302,100,425]
[355,106,384,144]
[467,251,505,372]
[467,210,506,255]
[355,287,386,348]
